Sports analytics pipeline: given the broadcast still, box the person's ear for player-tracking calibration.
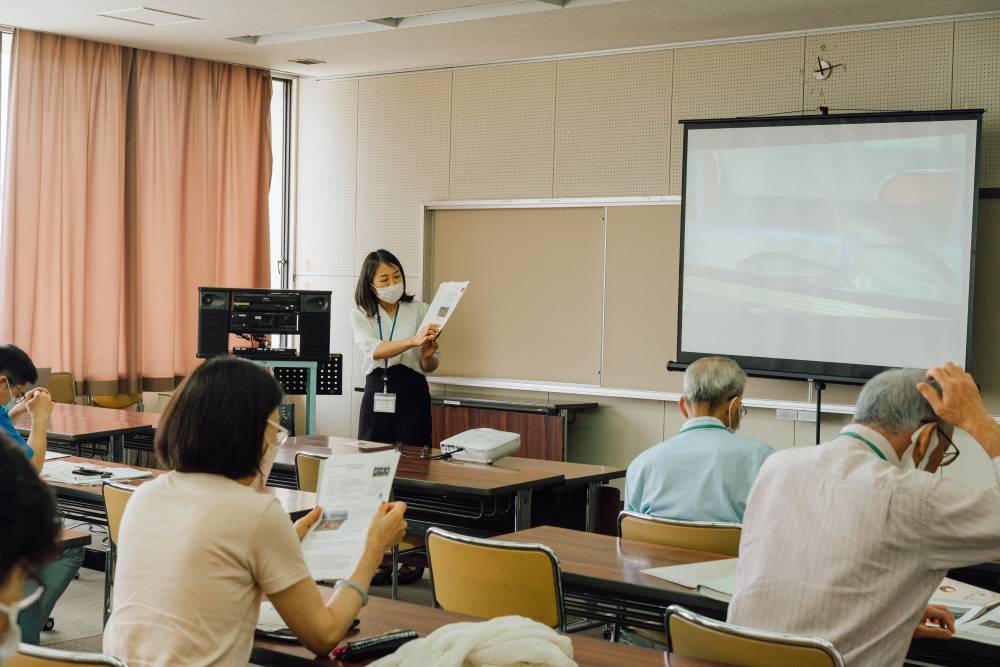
[913,423,938,467]
[732,396,743,429]
[679,398,690,419]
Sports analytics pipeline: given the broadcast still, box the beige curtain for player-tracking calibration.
[0,30,272,393]
[0,31,130,395]
[131,51,272,389]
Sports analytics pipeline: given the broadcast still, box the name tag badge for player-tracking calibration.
[373,392,397,414]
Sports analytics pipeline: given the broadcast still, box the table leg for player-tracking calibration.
[111,435,125,463]
[306,366,317,435]
[514,488,532,531]
[390,545,399,600]
[585,481,599,533]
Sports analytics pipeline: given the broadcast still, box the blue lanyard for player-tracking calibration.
[375,306,400,388]
[842,431,887,460]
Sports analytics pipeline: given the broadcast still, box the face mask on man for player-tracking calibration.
[1,378,16,414]
[373,282,405,305]
[901,423,939,471]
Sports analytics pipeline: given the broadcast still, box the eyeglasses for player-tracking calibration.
[936,428,961,467]
[267,420,290,448]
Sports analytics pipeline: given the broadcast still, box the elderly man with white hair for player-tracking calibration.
[728,363,1000,666]
[625,356,774,523]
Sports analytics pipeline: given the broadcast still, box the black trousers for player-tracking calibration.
[359,365,432,447]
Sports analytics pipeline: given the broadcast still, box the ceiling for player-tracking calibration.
[3,0,1000,78]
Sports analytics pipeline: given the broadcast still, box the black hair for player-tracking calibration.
[354,249,414,318]
[0,432,60,580]
[155,356,284,480]
[0,344,38,387]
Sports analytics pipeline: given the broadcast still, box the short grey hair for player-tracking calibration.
[683,357,747,407]
[853,368,939,434]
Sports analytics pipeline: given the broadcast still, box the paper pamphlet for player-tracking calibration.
[256,601,287,633]
[418,281,469,334]
[930,577,1000,628]
[641,558,738,589]
[40,460,153,486]
[956,604,1000,646]
[301,450,400,582]
[697,574,736,603]
[44,451,70,460]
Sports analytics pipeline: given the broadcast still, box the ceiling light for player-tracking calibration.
[98,7,203,27]
[228,0,628,46]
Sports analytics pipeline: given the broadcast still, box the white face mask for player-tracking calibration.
[0,585,43,663]
[373,282,405,305]
[901,423,938,471]
[251,420,288,493]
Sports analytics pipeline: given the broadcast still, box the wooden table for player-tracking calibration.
[497,526,1000,667]
[272,436,583,532]
[251,595,730,667]
[15,403,160,462]
[58,528,92,550]
[44,456,316,526]
[495,526,730,631]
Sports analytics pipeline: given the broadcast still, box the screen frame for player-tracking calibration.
[675,109,984,385]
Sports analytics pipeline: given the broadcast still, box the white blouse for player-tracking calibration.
[350,301,441,378]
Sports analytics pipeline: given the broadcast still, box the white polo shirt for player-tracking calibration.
[350,301,440,378]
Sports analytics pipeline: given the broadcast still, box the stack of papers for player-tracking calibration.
[641,558,739,602]
[41,460,153,486]
[256,601,288,633]
[44,451,71,460]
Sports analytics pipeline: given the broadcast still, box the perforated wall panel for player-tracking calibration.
[356,70,452,275]
[669,38,805,195]
[450,62,556,199]
[554,50,673,197]
[955,18,1000,187]
[803,23,953,116]
[296,79,358,277]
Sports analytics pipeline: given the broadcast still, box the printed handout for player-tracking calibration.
[418,281,469,335]
[301,450,400,582]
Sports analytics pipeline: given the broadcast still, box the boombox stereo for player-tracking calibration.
[197,287,332,359]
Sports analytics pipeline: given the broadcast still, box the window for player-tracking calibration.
[268,77,292,289]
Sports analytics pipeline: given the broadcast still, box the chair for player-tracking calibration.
[665,605,845,667]
[91,393,143,411]
[294,451,424,598]
[47,372,76,405]
[426,527,565,630]
[101,482,136,624]
[9,643,128,666]
[618,510,742,557]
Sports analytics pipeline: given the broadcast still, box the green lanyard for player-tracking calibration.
[679,423,731,434]
[842,431,887,460]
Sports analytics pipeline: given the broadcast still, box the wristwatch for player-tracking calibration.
[335,578,369,607]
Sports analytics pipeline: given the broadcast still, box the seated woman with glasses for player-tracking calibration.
[0,432,60,665]
[104,356,407,667]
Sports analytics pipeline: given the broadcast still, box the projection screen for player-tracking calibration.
[676,110,982,383]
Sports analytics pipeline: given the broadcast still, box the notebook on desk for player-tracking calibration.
[641,558,738,590]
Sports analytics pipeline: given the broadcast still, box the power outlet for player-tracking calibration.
[776,409,798,421]
[796,410,818,422]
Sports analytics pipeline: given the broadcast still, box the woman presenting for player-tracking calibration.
[351,249,440,446]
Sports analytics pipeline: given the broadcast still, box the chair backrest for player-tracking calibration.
[91,393,142,410]
[102,482,136,546]
[426,527,565,630]
[618,510,741,556]
[47,372,76,405]
[295,451,327,493]
[666,605,845,667]
[9,643,128,666]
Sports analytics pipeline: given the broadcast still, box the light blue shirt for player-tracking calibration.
[624,416,774,523]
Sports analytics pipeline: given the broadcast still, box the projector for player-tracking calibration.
[440,428,521,464]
